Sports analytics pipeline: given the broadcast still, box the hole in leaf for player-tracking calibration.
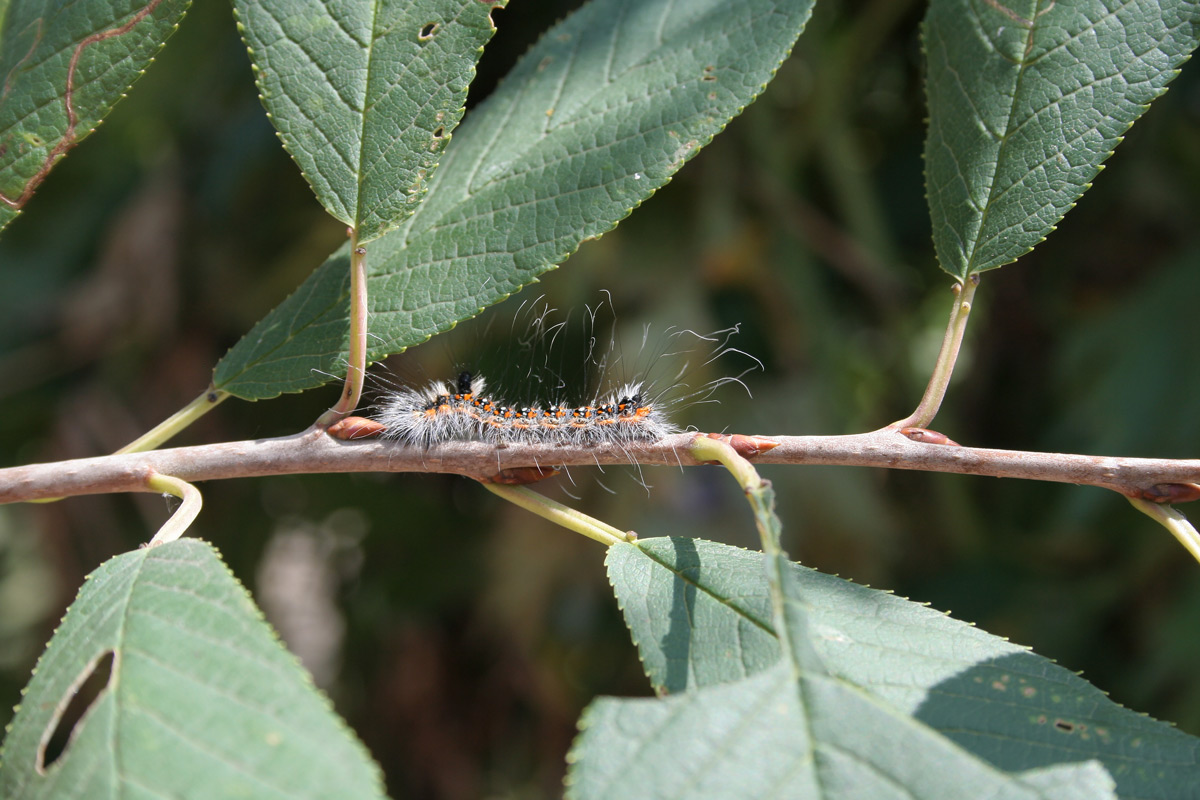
[432,126,446,138]
[1054,719,1075,733]
[37,650,115,773]
[419,22,438,40]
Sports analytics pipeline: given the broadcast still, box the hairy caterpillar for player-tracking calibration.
[365,295,758,451]
[374,372,674,447]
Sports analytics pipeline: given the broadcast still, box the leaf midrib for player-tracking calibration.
[961,6,1038,276]
[634,542,778,636]
[352,0,382,237]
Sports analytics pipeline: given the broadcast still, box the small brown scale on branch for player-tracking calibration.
[699,432,781,461]
[900,427,960,446]
[1133,482,1200,505]
[327,416,386,440]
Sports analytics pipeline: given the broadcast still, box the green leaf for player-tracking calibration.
[232,0,500,243]
[573,532,1115,799]
[0,0,191,234]
[605,537,780,691]
[607,538,1200,797]
[924,0,1200,279]
[568,662,1114,799]
[213,0,816,400]
[0,539,385,800]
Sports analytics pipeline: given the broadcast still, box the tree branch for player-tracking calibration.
[2,427,1198,505]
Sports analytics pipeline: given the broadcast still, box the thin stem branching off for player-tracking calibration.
[691,435,780,552]
[317,235,369,427]
[482,484,634,546]
[115,388,230,454]
[890,274,979,430]
[1128,498,1200,563]
[144,472,203,546]
[691,436,826,669]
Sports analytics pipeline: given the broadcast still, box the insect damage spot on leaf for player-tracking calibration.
[419,22,438,40]
[37,650,116,773]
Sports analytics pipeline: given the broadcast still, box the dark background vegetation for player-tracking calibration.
[4,0,1200,796]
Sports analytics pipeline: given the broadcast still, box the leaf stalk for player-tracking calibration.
[318,236,370,426]
[482,483,634,547]
[115,387,230,454]
[1128,498,1200,564]
[890,274,979,430]
[145,472,203,546]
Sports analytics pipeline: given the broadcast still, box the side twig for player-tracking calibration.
[317,235,369,427]
[890,275,979,430]
[144,472,203,546]
[482,484,635,546]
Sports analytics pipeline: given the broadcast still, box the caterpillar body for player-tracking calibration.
[367,293,758,451]
[375,371,674,448]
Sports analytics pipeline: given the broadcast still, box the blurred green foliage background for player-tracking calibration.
[4,0,1200,796]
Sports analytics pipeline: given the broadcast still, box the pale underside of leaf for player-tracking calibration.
[0,540,385,800]
[605,537,1200,798]
[569,551,1115,800]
